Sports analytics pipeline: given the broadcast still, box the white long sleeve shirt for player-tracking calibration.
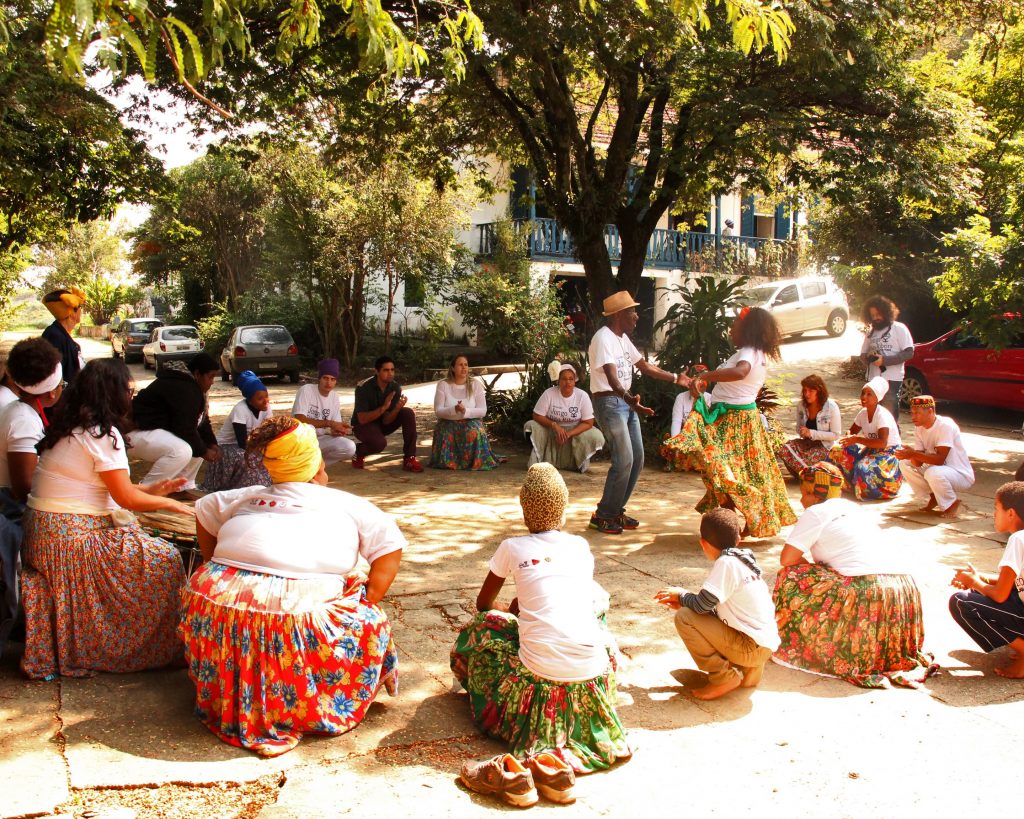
[434,380,487,420]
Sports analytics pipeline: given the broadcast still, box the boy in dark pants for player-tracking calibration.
[950,481,1024,678]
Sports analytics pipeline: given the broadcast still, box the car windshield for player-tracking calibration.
[130,321,161,333]
[239,327,292,345]
[739,286,778,306]
[163,327,199,340]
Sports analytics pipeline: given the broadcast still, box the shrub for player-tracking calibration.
[654,275,749,372]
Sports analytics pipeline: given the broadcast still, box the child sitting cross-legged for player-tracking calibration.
[451,463,631,808]
[949,480,1024,679]
[655,507,780,700]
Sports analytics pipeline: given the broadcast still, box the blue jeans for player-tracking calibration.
[593,395,644,520]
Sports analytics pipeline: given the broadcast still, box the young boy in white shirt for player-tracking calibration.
[655,508,780,700]
[949,481,1024,679]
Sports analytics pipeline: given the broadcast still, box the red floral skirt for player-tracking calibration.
[179,562,398,756]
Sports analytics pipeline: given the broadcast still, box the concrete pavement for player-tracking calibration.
[1,331,1022,817]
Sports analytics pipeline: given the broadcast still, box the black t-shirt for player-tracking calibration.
[352,377,402,424]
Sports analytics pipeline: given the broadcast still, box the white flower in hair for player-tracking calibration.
[547,359,562,383]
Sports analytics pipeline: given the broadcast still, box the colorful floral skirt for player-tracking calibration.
[523,420,604,472]
[450,611,630,773]
[199,444,271,492]
[778,438,832,478]
[828,444,903,501]
[429,418,500,470]
[179,562,397,757]
[20,510,185,680]
[772,563,937,688]
[660,407,797,537]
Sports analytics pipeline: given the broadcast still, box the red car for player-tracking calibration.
[902,325,1024,411]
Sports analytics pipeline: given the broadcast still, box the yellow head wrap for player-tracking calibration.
[42,287,87,321]
[520,463,568,533]
[799,461,845,502]
[263,421,322,484]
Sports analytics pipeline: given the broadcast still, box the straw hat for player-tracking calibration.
[601,291,640,317]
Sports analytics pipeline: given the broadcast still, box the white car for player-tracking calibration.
[142,325,204,369]
[739,276,849,338]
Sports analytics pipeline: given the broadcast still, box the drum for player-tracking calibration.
[138,510,201,575]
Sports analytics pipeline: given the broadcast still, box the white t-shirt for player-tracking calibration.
[0,401,44,488]
[489,530,610,682]
[533,386,594,430]
[0,385,17,409]
[670,391,696,437]
[786,498,904,576]
[434,380,486,421]
[32,426,130,511]
[862,321,914,381]
[588,326,642,393]
[291,384,343,438]
[915,416,973,480]
[708,347,766,405]
[852,405,902,448]
[997,530,1024,604]
[702,554,780,651]
[196,482,406,579]
[216,399,273,446]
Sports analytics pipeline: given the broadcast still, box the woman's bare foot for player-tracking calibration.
[993,658,1024,679]
[918,494,938,513]
[691,674,742,700]
[740,665,764,689]
[939,500,962,519]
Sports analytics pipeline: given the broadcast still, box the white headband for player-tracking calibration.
[14,363,63,395]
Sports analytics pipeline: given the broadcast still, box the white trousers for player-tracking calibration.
[318,434,356,466]
[901,462,975,511]
[129,428,204,489]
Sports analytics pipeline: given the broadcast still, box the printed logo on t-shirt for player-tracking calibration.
[568,406,579,418]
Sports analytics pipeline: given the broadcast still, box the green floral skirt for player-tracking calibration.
[773,563,938,688]
[429,419,500,470]
[450,611,631,773]
[661,406,796,537]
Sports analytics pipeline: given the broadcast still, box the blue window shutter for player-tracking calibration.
[740,194,756,236]
[775,203,791,239]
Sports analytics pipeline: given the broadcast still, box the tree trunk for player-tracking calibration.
[573,227,616,315]
[383,259,395,355]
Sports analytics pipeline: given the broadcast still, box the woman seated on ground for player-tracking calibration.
[524,363,604,473]
[772,461,936,688]
[20,359,192,680]
[180,416,405,757]
[452,463,630,802]
[660,307,796,537]
[778,374,842,477]
[828,376,903,501]
[429,354,500,470]
[0,338,63,656]
[199,370,271,492]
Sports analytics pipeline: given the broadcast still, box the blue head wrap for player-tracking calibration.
[237,370,267,400]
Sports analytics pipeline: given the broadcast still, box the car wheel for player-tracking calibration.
[826,310,847,337]
[901,369,928,408]
[221,366,230,382]
[288,370,300,384]
[143,356,153,370]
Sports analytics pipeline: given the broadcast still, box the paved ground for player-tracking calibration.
[2,329,1022,818]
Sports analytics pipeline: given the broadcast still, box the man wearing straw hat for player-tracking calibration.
[588,291,689,534]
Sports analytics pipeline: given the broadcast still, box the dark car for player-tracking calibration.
[220,325,300,383]
[902,325,1024,412]
[111,318,163,362]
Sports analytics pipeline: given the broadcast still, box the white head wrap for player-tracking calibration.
[14,362,62,396]
[864,376,889,401]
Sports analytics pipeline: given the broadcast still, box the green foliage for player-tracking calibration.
[0,17,164,256]
[0,251,26,331]
[449,219,572,364]
[654,275,749,372]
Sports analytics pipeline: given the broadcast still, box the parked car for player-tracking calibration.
[220,325,301,383]
[902,325,1024,412]
[737,277,849,338]
[111,318,163,362]
[141,325,204,369]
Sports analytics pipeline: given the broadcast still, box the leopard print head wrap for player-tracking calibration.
[520,462,568,533]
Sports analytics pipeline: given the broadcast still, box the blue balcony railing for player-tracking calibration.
[474,218,788,271]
